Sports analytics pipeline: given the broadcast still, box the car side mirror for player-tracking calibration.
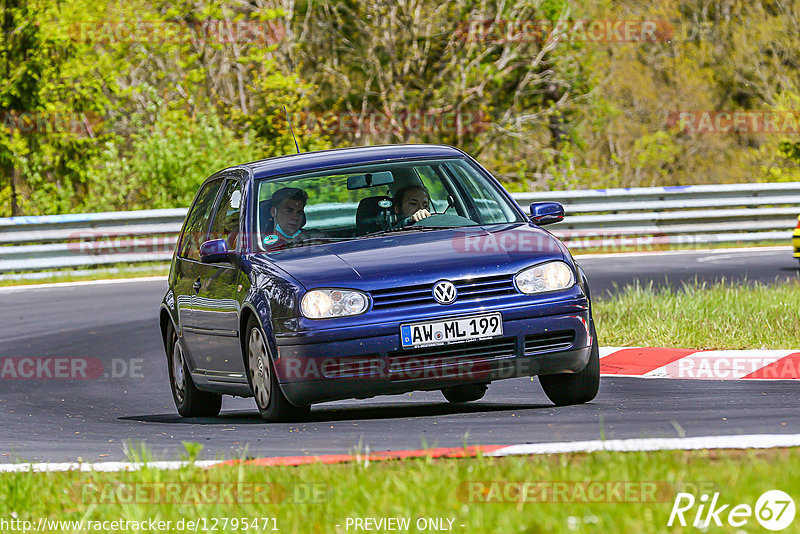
[199,239,233,264]
[529,202,565,226]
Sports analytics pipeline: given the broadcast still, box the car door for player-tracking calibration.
[192,177,247,382]
[176,178,224,370]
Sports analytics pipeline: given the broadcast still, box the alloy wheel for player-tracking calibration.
[172,338,186,403]
[248,327,271,409]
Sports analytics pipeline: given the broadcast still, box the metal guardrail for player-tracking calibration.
[0,182,797,273]
[517,182,799,249]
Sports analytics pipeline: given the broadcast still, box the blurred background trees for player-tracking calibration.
[1,0,798,215]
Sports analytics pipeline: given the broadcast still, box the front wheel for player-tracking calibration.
[539,322,600,406]
[166,322,222,417]
[245,316,310,422]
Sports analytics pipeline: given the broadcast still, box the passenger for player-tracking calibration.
[262,187,309,250]
[393,185,433,227]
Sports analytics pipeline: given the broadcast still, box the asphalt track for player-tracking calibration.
[1,247,798,462]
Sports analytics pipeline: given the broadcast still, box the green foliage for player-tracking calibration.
[2,0,800,216]
[236,59,334,157]
[0,0,115,215]
[85,109,261,211]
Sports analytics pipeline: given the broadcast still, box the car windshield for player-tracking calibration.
[254,157,523,252]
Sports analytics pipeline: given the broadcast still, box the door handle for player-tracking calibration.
[192,278,202,292]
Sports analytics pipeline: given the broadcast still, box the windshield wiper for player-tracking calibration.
[292,236,353,246]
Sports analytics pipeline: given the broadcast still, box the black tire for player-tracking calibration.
[539,322,600,406]
[166,321,222,417]
[441,383,488,403]
[245,316,310,422]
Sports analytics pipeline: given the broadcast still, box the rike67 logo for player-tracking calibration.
[669,490,795,531]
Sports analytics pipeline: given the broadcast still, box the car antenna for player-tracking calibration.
[284,106,301,154]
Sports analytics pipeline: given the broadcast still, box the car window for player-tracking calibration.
[443,161,517,224]
[209,179,242,251]
[415,164,451,213]
[254,158,524,252]
[178,179,224,261]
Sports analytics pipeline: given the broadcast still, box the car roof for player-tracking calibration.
[231,144,467,181]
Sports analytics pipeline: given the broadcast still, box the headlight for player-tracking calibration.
[300,289,369,319]
[515,261,575,294]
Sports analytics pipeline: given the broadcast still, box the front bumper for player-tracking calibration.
[274,304,592,406]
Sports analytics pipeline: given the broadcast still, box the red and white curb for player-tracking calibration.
[5,434,800,472]
[600,347,800,380]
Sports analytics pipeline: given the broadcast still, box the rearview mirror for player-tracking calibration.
[347,171,394,190]
[200,239,233,263]
[529,202,565,226]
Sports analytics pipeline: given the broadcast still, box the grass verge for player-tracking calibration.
[594,279,800,349]
[0,262,169,287]
[0,447,797,533]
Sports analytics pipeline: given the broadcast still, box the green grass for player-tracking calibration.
[1,447,798,533]
[594,279,800,349]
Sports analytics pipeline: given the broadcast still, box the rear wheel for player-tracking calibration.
[539,322,600,406]
[441,383,488,403]
[166,322,222,417]
[245,316,310,422]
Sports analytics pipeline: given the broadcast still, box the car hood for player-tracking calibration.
[255,224,568,290]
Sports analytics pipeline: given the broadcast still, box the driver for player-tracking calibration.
[393,185,432,227]
[262,187,311,250]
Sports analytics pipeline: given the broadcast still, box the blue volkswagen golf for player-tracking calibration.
[160,144,599,421]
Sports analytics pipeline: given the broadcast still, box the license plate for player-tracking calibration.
[400,313,503,349]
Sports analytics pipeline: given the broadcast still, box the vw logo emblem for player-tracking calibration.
[432,280,457,305]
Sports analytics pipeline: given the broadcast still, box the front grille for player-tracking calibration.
[523,331,575,355]
[371,274,516,310]
[386,337,516,381]
[320,355,383,378]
